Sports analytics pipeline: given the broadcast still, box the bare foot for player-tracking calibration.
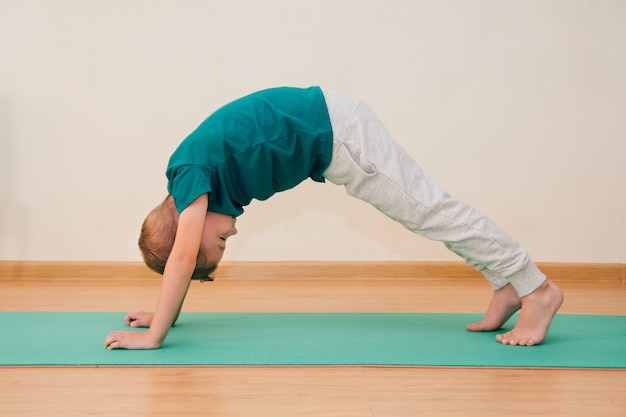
[496,279,564,346]
[467,284,522,332]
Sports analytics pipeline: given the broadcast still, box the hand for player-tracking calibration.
[104,329,161,350]
[124,310,154,328]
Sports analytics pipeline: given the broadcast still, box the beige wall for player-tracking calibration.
[1,0,624,263]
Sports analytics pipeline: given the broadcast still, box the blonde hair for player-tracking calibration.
[138,195,217,281]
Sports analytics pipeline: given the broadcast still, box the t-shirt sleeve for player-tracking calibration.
[167,165,214,214]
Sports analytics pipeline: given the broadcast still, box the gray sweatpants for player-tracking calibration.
[321,89,546,297]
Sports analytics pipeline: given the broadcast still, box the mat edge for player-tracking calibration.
[1,364,624,370]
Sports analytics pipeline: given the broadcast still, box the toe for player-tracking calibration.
[467,322,485,332]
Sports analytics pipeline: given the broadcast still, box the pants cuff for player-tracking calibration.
[507,261,547,297]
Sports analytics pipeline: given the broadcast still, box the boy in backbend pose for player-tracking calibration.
[105,86,563,350]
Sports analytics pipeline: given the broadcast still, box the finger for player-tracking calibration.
[125,310,145,326]
[105,332,127,349]
[104,332,119,347]
[125,318,138,327]
[106,341,121,350]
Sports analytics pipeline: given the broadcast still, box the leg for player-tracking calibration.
[321,89,562,344]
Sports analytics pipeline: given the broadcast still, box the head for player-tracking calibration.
[138,195,237,281]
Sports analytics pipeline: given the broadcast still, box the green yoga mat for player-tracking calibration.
[1,312,624,368]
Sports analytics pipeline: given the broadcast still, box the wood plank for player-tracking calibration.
[1,260,625,282]
[0,367,624,417]
[0,261,160,279]
[1,277,625,316]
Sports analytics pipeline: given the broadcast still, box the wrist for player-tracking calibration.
[145,329,165,349]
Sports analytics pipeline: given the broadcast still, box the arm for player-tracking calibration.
[104,194,208,350]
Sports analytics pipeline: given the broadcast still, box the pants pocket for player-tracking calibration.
[342,142,377,176]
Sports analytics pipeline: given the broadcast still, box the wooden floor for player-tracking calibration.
[1,264,625,417]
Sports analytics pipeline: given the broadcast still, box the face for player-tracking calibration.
[199,211,238,265]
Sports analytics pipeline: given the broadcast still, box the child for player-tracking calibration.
[104,86,563,350]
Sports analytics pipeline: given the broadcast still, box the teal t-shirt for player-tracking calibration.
[166,86,334,216]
